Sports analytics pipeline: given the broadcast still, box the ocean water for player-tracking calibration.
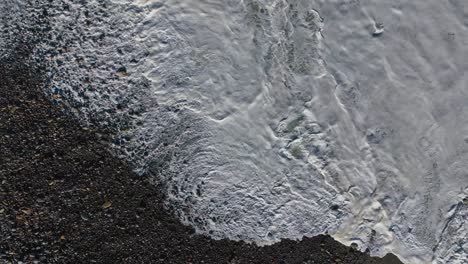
[5,0,467,263]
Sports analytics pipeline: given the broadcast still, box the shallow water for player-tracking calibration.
[8,0,467,263]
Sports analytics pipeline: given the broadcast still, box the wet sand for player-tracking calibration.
[0,9,401,264]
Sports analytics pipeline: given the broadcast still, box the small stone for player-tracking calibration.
[21,209,32,215]
[80,214,89,221]
[463,197,468,205]
[102,201,112,209]
[372,22,384,36]
[116,66,127,76]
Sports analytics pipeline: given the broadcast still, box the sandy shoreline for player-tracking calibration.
[0,3,401,263]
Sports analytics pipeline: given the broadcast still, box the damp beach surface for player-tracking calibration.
[1,1,467,264]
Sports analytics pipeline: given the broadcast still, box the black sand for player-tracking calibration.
[0,3,403,264]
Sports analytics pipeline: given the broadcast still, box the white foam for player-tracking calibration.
[34,0,468,263]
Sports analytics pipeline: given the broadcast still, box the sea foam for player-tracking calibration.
[16,0,468,263]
